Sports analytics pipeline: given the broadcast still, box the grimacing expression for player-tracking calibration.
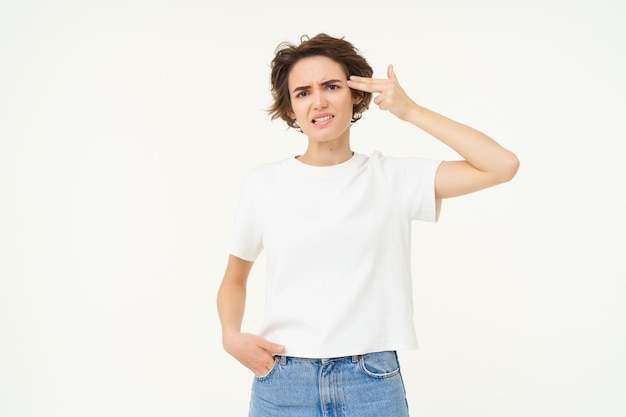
[287,56,361,143]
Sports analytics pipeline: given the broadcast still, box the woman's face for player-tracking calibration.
[287,55,360,144]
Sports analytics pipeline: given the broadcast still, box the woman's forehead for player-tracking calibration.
[288,56,346,85]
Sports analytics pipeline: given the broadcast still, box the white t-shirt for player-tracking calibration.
[230,151,442,358]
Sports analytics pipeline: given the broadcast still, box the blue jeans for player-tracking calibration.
[248,351,410,417]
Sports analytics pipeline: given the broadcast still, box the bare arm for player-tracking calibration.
[216,254,284,376]
[405,104,519,199]
[347,65,519,199]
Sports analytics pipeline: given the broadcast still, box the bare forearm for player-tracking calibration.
[216,257,284,375]
[216,279,247,337]
[405,103,519,180]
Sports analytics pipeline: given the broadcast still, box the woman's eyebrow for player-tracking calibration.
[321,79,342,86]
[292,79,343,93]
[292,85,310,93]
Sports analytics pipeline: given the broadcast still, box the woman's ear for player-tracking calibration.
[287,108,296,119]
[351,91,363,105]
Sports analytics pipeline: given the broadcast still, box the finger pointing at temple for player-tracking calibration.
[348,64,417,121]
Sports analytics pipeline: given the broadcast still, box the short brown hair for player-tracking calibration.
[268,33,374,129]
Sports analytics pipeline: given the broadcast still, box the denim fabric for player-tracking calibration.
[248,351,410,417]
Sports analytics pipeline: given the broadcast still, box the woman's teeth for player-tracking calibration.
[313,115,333,124]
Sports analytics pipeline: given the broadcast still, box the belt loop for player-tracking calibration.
[352,355,360,363]
[279,355,287,365]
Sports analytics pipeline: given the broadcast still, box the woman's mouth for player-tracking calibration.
[312,115,334,125]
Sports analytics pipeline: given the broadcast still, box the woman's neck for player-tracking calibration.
[296,143,354,166]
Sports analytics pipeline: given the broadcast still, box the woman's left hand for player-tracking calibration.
[347,64,417,121]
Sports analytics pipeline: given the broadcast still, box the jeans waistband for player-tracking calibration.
[275,354,363,365]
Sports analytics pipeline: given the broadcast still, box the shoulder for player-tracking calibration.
[237,158,296,195]
[361,151,441,172]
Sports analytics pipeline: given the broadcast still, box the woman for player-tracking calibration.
[217,33,519,417]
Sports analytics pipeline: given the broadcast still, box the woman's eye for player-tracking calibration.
[295,91,308,98]
[328,84,339,91]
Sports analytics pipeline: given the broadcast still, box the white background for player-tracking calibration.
[1,0,625,416]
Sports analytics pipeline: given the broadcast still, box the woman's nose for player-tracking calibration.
[312,90,327,109]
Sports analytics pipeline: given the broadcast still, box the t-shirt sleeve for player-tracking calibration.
[229,172,264,261]
[381,154,443,222]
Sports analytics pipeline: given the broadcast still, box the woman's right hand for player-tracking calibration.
[222,332,285,376]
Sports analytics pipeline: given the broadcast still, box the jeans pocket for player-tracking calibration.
[359,351,401,379]
[254,356,280,381]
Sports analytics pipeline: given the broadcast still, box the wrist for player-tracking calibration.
[221,329,241,349]
[403,102,425,124]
